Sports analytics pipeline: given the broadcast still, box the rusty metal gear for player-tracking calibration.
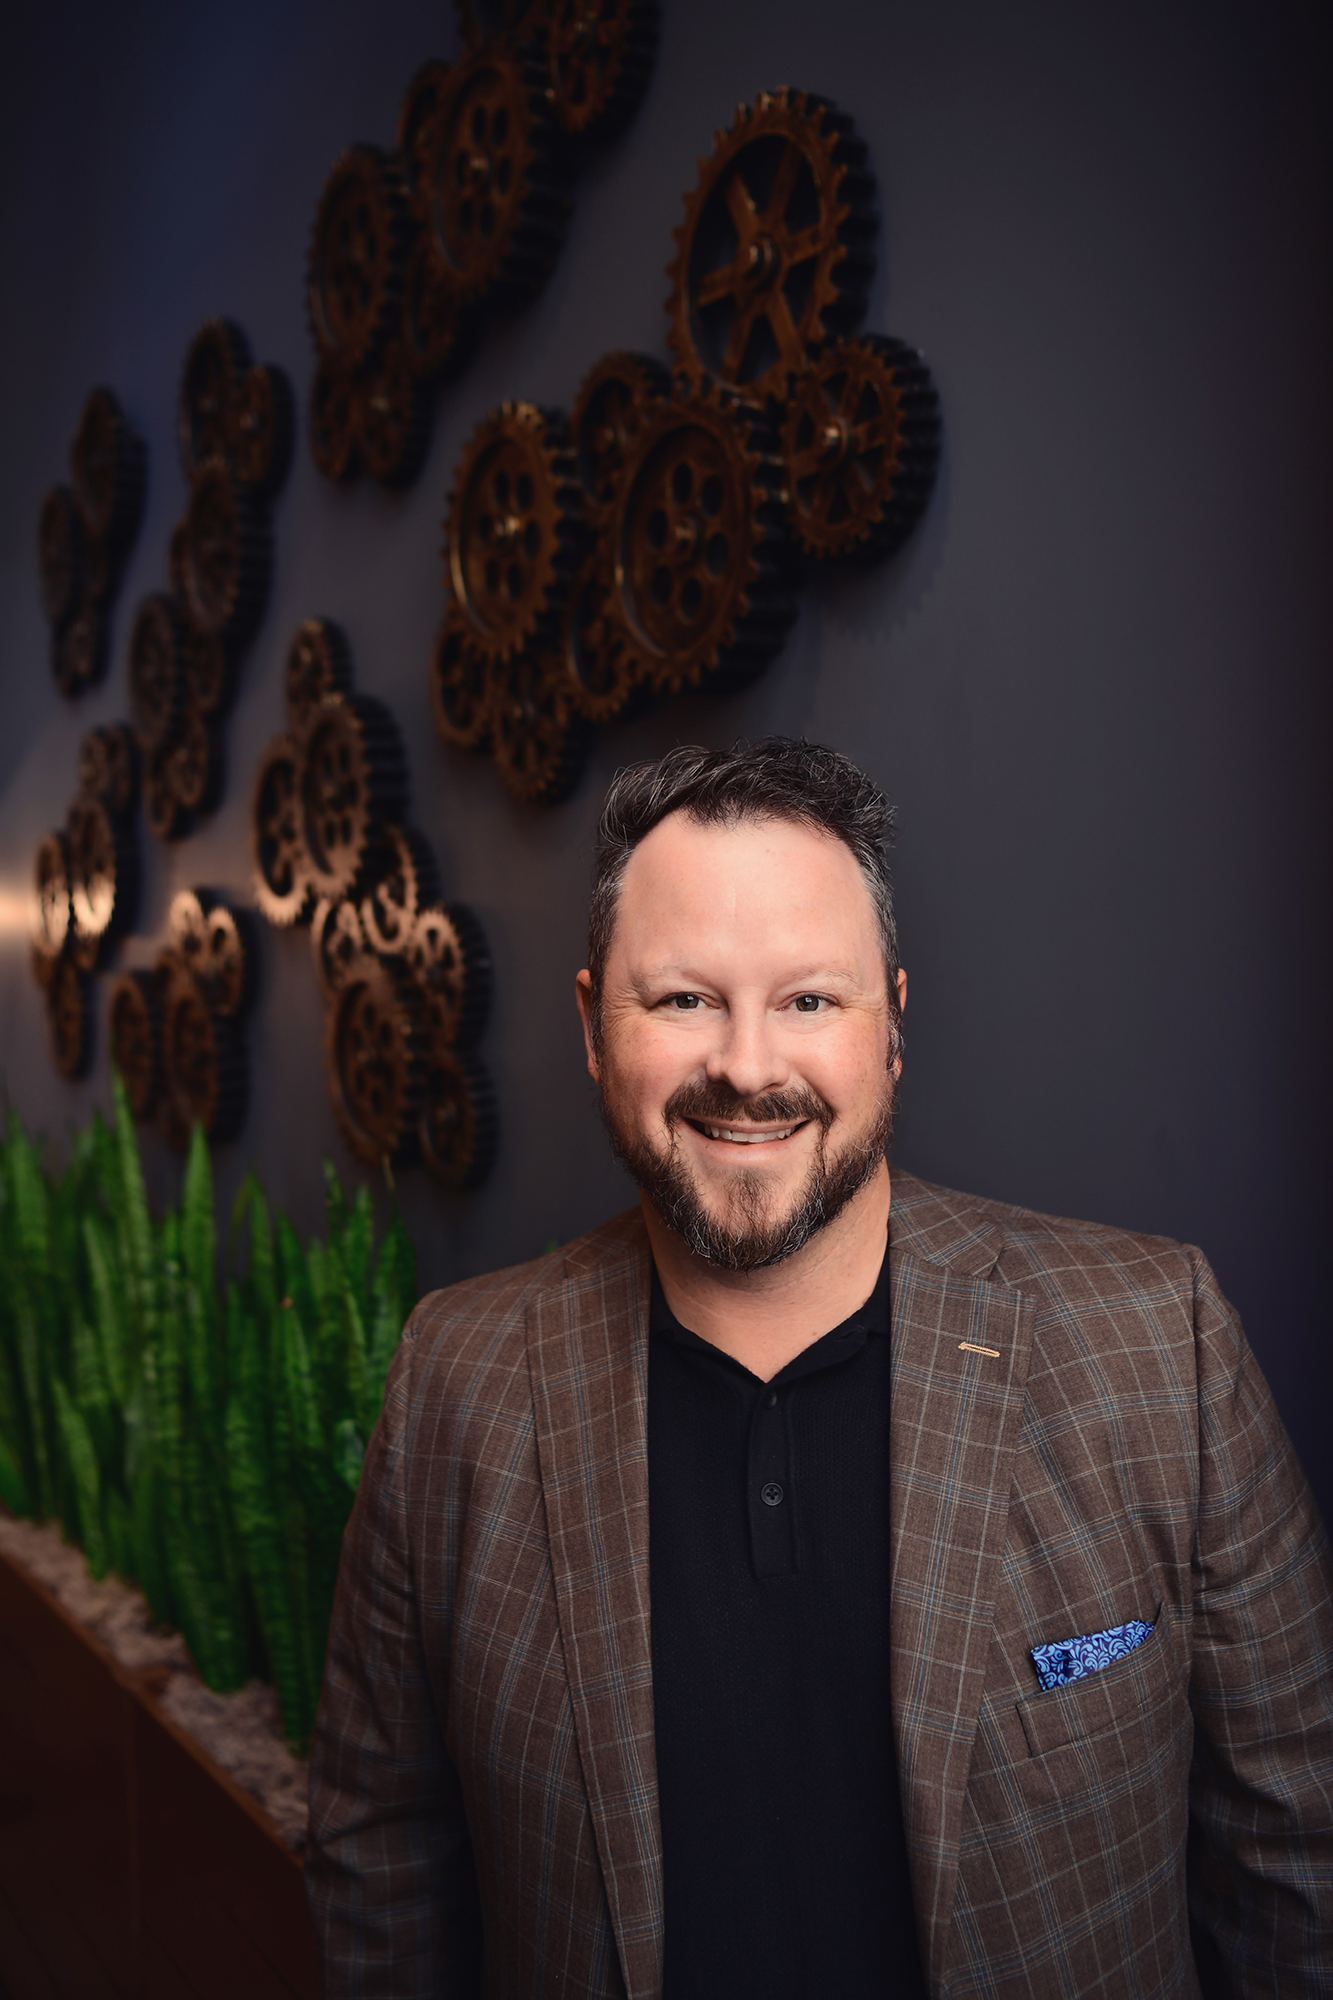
[430,614,493,753]
[167,708,221,819]
[308,146,412,373]
[309,364,360,483]
[359,823,438,957]
[108,971,162,1118]
[325,958,425,1168]
[404,900,492,1049]
[37,486,86,631]
[77,724,140,817]
[420,47,571,313]
[144,744,190,844]
[666,88,875,407]
[604,378,795,697]
[444,401,584,667]
[53,602,108,699]
[398,232,475,385]
[540,0,659,144]
[178,466,269,644]
[230,364,295,496]
[70,387,146,552]
[558,551,648,723]
[160,969,247,1147]
[66,795,136,968]
[298,693,407,901]
[48,957,92,1080]
[178,319,249,479]
[169,888,253,1016]
[128,593,188,751]
[185,625,233,719]
[488,648,590,804]
[32,833,72,972]
[251,736,312,927]
[419,1042,497,1189]
[571,350,669,519]
[311,895,376,1002]
[781,335,940,562]
[284,618,354,737]
[354,346,430,490]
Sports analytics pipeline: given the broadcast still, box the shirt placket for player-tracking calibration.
[746,1380,797,1577]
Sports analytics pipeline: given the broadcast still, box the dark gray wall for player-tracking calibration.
[1,0,1329,1513]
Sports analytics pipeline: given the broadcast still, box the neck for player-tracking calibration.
[642,1160,892,1382]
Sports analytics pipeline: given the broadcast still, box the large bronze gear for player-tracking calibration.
[108,971,162,1119]
[354,346,430,490]
[325,958,425,1168]
[167,708,221,820]
[418,1042,498,1190]
[666,88,876,407]
[781,335,941,562]
[308,364,361,484]
[167,889,254,1020]
[570,349,669,519]
[284,617,353,737]
[48,957,92,1081]
[128,593,188,751]
[430,615,493,753]
[488,648,591,804]
[603,378,796,697]
[144,744,191,844]
[418,46,571,313]
[404,901,492,1049]
[178,466,269,645]
[307,146,412,373]
[298,693,407,902]
[159,968,247,1148]
[69,387,146,553]
[443,401,584,667]
[230,362,295,497]
[77,724,140,818]
[65,795,137,969]
[558,550,647,724]
[251,735,313,926]
[540,0,660,144]
[310,895,376,1002]
[178,319,250,480]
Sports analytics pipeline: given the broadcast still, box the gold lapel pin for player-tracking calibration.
[959,1341,1001,1358]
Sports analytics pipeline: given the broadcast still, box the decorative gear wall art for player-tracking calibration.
[30,724,141,1079]
[304,4,659,492]
[128,319,293,843]
[429,85,941,803]
[107,888,256,1149]
[251,620,497,1187]
[38,389,146,698]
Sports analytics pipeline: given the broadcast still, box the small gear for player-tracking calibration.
[570,350,669,518]
[308,146,412,373]
[185,625,233,719]
[666,88,876,406]
[77,724,140,816]
[418,1042,498,1190]
[403,901,492,1049]
[230,364,295,496]
[489,648,591,805]
[781,335,940,562]
[251,735,312,926]
[66,795,136,966]
[309,364,361,483]
[355,346,430,490]
[359,823,438,956]
[47,957,92,1081]
[178,319,250,480]
[70,387,146,552]
[558,551,648,723]
[325,959,425,1168]
[108,971,162,1118]
[285,617,354,737]
[430,614,493,753]
[298,693,407,901]
[311,895,375,1002]
[145,744,190,844]
[168,707,221,818]
[160,971,247,1146]
[37,485,86,630]
[444,401,584,666]
[32,832,72,968]
[605,378,796,697]
[128,593,188,751]
[179,466,269,644]
[541,0,660,144]
[421,47,571,313]
[53,601,108,698]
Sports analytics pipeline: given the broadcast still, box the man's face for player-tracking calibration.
[577,812,904,1271]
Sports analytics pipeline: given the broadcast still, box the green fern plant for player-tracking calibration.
[0,1077,416,1753]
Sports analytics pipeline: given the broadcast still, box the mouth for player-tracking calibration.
[686,1119,810,1146]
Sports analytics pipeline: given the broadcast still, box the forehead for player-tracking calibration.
[612,810,881,969]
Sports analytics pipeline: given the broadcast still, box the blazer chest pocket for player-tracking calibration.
[1011,1608,1188,1807]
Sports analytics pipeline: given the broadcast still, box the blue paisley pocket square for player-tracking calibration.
[1030,1618,1154,1691]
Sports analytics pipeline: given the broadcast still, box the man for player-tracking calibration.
[308,737,1333,1997]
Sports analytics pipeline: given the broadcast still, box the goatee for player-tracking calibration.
[599,1073,897,1273]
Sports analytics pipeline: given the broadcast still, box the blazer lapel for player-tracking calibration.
[527,1220,663,1999]
[888,1220,1036,1990]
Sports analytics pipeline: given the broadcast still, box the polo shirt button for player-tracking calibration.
[761,1482,784,1507]
[762,1388,777,1410]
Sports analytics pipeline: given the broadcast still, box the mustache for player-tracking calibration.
[663,1079,834,1135]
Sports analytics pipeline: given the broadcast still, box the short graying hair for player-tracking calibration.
[586,738,900,1049]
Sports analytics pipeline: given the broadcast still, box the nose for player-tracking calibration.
[703,997,790,1102]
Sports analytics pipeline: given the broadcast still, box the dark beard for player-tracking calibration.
[599,1073,897,1273]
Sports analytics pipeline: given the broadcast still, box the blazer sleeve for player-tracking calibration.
[1185,1252,1333,1995]
[306,1310,483,1998]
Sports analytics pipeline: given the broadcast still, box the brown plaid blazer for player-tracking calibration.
[307,1171,1333,1997]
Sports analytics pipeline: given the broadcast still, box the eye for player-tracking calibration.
[667,992,702,1010]
[791,993,825,1013]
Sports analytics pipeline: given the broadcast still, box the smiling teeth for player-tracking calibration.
[705,1126,796,1143]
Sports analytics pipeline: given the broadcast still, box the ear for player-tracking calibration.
[889,967,907,1078]
[575,969,601,1083]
